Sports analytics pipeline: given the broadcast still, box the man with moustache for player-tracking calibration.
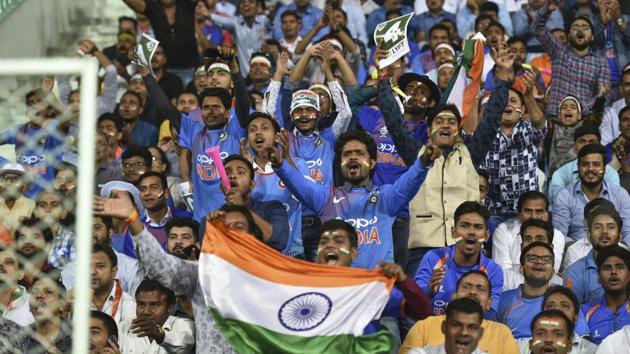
[564,204,626,304]
[581,246,630,344]
[401,270,519,354]
[26,277,72,353]
[117,91,158,147]
[165,217,199,260]
[407,298,488,354]
[553,143,630,243]
[527,310,575,354]
[532,0,610,120]
[271,129,437,269]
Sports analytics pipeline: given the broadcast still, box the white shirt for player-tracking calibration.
[61,251,145,296]
[119,315,195,354]
[279,35,302,55]
[492,218,565,273]
[1,285,34,326]
[600,98,627,146]
[503,268,563,291]
[409,343,487,354]
[597,325,630,354]
[518,333,598,354]
[89,280,136,325]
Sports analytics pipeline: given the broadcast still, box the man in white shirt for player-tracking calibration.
[89,244,136,325]
[597,325,630,354]
[493,191,565,274]
[119,279,195,354]
[408,297,488,354]
[62,215,145,295]
[0,246,34,326]
[502,219,563,291]
[600,64,630,146]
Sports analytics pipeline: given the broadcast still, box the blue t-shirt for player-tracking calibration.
[414,245,504,316]
[179,112,245,221]
[358,106,428,217]
[274,158,430,269]
[0,120,64,197]
[582,297,630,344]
[288,128,335,216]
[496,286,543,339]
[251,159,309,258]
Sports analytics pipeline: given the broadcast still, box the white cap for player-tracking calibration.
[0,163,26,176]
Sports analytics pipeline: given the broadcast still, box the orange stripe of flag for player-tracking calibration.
[200,220,396,290]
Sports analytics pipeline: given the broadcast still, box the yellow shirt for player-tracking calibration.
[399,315,519,354]
[0,196,35,233]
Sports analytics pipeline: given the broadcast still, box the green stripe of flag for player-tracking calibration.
[209,308,394,354]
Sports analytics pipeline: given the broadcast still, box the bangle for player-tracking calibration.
[125,209,139,224]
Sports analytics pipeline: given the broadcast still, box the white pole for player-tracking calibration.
[73,58,99,354]
[0,58,99,354]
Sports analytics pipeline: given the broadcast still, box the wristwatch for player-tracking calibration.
[617,18,625,27]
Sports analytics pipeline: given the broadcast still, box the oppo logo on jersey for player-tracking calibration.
[18,154,46,165]
[196,151,229,165]
[377,143,397,153]
[342,216,381,245]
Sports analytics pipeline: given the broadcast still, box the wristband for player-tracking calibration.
[125,209,139,224]
[378,71,389,80]
[89,46,99,55]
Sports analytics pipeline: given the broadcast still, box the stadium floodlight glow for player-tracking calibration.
[0,58,98,354]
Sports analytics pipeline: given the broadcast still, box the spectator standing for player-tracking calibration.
[122,0,200,85]
[211,0,272,76]
[532,0,610,120]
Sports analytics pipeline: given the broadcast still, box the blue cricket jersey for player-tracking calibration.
[288,127,335,217]
[582,297,630,344]
[357,106,428,217]
[179,111,245,221]
[496,285,543,339]
[414,245,504,316]
[0,120,65,197]
[274,158,430,269]
[564,250,603,304]
[251,159,308,258]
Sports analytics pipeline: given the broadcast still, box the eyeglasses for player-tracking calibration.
[0,175,21,183]
[151,156,162,162]
[122,161,146,169]
[525,254,553,264]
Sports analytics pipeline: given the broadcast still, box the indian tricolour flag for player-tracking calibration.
[442,33,486,123]
[198,221,396,354]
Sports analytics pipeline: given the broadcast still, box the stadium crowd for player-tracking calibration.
[0,0,630,352]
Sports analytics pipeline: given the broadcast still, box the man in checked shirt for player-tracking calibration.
[532,0,611,121]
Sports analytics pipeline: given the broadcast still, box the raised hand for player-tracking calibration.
[378,261,407,283]
[420,142,443,166]
[93,190,136,220]
[429,265,446,294]
[275,128,292,162]
[273,51,291,81]
[522,69,537,96]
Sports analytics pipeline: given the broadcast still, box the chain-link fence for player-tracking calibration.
[0,59,98,354]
